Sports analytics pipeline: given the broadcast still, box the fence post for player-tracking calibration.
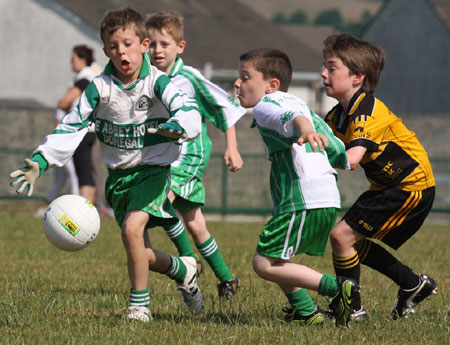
[221,161,229,215]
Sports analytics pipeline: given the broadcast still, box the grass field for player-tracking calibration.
[0,213,448,345]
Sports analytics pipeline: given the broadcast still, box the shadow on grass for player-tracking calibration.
[151,310,266,325]
[105,310,279,325]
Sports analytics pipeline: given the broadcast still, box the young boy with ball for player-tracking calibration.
[234,47,355,327]
[321,34,437,323]
[145,11,246,299]
[10,7,204,322]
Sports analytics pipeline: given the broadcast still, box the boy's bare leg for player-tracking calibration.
[121,210,150,290]
[182,207,237,297]
[181,207,211,245]
[329,220,364,257]
[252,252,338,324]
[252,253,323,292]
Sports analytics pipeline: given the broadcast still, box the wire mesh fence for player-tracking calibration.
[1,109,449,214]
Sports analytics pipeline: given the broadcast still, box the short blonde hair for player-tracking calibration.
[323,34,385,93]
[145,11,184,43]
[100,7,148,43]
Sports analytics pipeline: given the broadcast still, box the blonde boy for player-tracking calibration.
[234,48,356,327]
[10,7,204,322]
[322,34,436,322]
[145,12,246,299]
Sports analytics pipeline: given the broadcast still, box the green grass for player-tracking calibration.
[0,215,449,345]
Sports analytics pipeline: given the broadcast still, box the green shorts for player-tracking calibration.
[256,208,338,259]
[171,168,205,212]
[105,165,178,229]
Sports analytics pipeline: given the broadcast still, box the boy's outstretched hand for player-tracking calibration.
[297,132,329,152]
[224,148,243,172]
[10,159,40,197]
[148,121,187,140]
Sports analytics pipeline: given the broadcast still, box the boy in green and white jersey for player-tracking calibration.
[234,48,357,327]
[10,8,204,322]
[146,12,246,299]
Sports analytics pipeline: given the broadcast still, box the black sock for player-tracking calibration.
[355,239,419,290]
[333,251,361,308]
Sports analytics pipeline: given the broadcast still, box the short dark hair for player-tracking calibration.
[323,34,385,93]
[100,7,147,43]
[73,45,94,66]
[239,48,292,92]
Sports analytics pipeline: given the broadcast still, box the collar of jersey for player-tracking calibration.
[346,88,366,115]
[103,51,151,90]
[168,57,184,77]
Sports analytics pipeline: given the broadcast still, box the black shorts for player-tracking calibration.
[73,132,96,187]
[343,186,435,250]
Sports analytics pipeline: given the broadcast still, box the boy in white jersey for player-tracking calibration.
[145,12,246,299]
[10,7,204,322]
[234,48,357,327]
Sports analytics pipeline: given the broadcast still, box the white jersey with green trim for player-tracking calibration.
[253,91,341,214]
[167,58,246,177]
[33,52,201,170]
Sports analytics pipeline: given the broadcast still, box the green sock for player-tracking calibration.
[164,220,195,258]
[286,289,315,315]
[318,273,339,297]
[196,235,233,282]
[164,256,187,283]
[129,288,150,308]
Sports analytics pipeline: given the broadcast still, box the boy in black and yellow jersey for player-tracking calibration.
[321,34,436,324]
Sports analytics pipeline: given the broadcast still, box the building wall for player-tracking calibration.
[363,0,450,116]
[1,0,108,108]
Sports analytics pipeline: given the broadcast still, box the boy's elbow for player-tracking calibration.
[57,100,70,111]
[349,161,359,170]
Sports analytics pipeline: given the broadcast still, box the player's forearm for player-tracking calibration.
[224,126,238,150]
[57,87,82,111]
[346,146,367,170]
[293,115,314,137]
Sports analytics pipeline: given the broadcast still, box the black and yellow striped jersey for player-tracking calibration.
[324,89,435,192]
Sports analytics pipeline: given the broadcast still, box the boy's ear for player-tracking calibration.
[103,46,109,58]
[177,40,186,54]
[266,78,280,94]
[353,73,366,86]
[141,37,150,52]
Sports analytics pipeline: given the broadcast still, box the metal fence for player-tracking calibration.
[2,148,449,215]
[2,108,449,215]
[202,153,450,215]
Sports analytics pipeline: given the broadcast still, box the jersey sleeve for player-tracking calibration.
[177,69,246,132]
[153,73,201,141]
[74,78,90,92]
[253,97,312,138]
[33,81,100,168]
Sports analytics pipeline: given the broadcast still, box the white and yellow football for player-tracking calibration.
[43,194,100,252]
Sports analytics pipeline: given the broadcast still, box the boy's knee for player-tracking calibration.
[252,253,269,278]
[121,223,140,243]
[329,221,361,252]
[329,229,341,247]
[185,218,209,243]
[185,219,204,234]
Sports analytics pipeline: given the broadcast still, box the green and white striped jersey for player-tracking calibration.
[33,52,201,171]
[253,91,348,215]
[167,58,246,180]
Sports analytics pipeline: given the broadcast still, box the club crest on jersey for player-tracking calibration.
[135,95,153,110]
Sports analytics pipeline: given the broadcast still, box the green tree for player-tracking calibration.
[341,10,374,37]
[289,9,308,24]
[314,9,343,29]
[272,12,287,24]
